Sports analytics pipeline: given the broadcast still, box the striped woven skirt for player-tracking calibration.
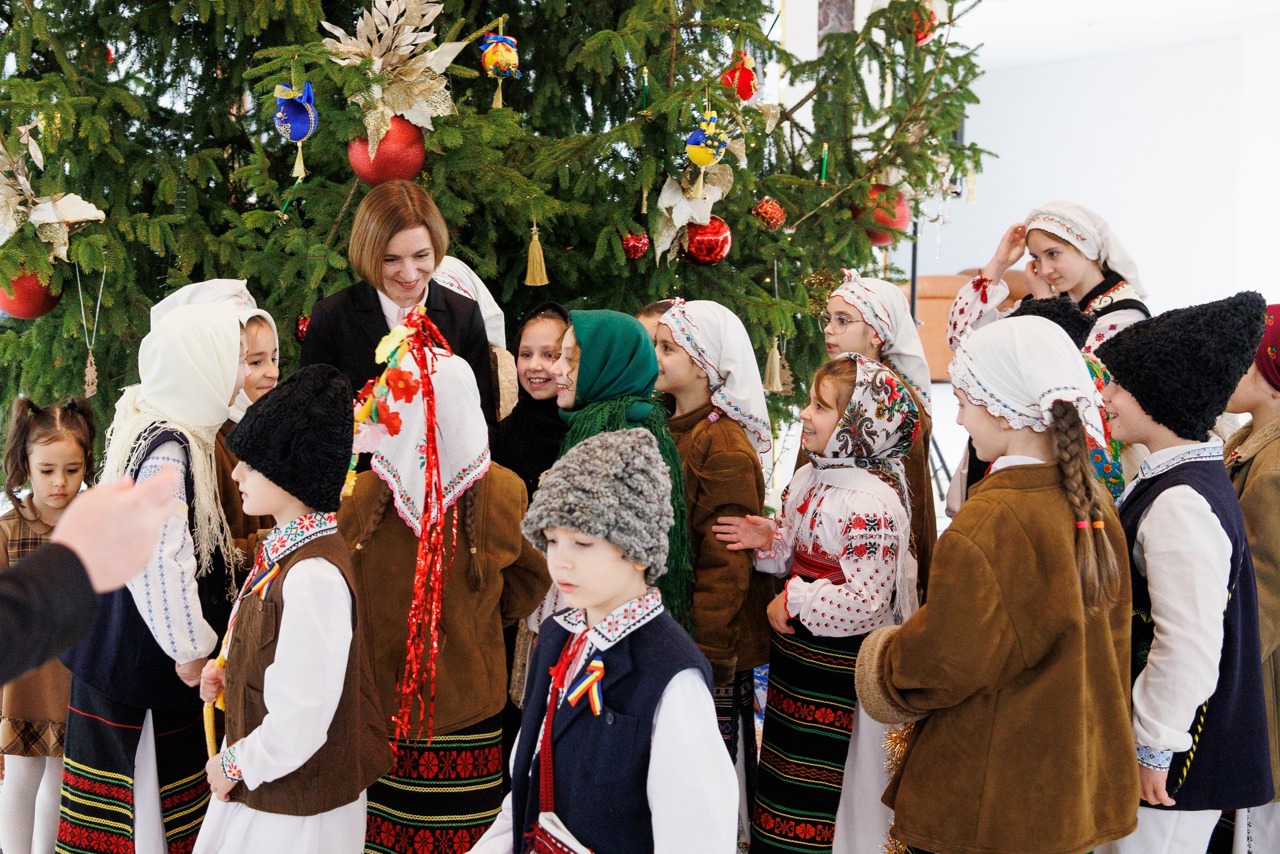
[56,678,209,854]
[364,715,504,854]
[751,627,864,854]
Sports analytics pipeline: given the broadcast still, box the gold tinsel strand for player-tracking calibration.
[881,723,916,854]
[800,268,842,316]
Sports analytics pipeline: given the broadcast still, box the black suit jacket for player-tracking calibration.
[0,543,98,684]
[300,280,497,425]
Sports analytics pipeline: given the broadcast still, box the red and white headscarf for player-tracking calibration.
[830,271,933,414]
[1255,305,1280,392]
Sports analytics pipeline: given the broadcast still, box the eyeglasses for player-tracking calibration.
[820,313,864,331]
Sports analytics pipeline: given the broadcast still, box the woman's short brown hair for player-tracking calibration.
[348,180,451,288]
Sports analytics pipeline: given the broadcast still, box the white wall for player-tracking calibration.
[897,16,1280,313]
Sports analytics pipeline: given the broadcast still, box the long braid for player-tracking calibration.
[460,487,484,589]
[1049,401,1121,613]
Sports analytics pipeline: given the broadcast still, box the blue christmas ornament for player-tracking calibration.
[274,82,318,178]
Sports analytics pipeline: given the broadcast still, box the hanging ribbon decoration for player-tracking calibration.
[274,81,319,179]
[75,264,105,398]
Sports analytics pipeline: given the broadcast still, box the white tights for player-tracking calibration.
[0,754,64,854]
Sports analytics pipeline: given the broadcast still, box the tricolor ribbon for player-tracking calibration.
[566,657,606,716]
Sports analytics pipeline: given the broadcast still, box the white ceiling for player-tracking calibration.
[949,0,1279,69]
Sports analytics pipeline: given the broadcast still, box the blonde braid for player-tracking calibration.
[1049,401,1121,613]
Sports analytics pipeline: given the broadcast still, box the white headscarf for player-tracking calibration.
[150,279,280,422]
[830,271,933,414]
[1024,201,1146,299]
[101,301,241,575]
[949,316,1108,453]
[432,256,507,349]
[356,340,491,536]
[657,298,773,468]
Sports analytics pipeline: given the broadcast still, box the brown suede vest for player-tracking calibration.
[224,533,391,815]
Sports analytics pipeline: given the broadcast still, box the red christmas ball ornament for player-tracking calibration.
[0,272,61,320]
[347,117,426,185]
[295,313,311,343]
[914,7,939,46]
[751,197,786,231]
[684,216,732,265]
[621,231,650,260]
[851,184,911,247]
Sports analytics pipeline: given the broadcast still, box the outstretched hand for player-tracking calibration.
[712,515,776,551]
[51,466,181,593]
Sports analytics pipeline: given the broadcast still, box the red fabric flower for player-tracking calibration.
[375,399,403,436]
[384,367,421,403]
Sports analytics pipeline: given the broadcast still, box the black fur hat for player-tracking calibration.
[227,364,354,512]
[1009,296,1092,350]
[1095,292,1266,441]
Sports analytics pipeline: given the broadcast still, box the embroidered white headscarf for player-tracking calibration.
[150,279,280,423]
[101,301,241,575]
[830,271,933,414]
[358,345,491,535]
[1024,201,1146,299]
[657,298,773,468]
[949,315,1108,453]
[432,255,507,349]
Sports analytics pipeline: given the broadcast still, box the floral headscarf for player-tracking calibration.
[808,353,919,508]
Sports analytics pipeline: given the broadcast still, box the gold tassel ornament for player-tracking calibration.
[764,337,784,393]
[524,218,549,286]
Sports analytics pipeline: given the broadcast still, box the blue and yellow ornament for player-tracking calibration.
[480,30,521,109]
[274,81,318,179]
[685,110,728,198]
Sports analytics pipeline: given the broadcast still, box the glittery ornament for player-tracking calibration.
[851,183,911,247]
[621,231,650,260]
[801,268,842,316]
[295,313,311,342]
[752,196,786,231]
[347,116,426,185]
[0,272,60,320]
[683,215,732,265]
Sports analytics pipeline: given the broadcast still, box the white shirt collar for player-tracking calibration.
[988,455,1046,473]
[1118,438,1224,505]
[375,285,427,332]
[552,587,665,651]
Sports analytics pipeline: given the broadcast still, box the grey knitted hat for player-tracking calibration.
[523,429,673,577]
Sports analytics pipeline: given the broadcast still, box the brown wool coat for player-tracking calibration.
[216,421,273,573]
[856,463,1138,854]
[669,402,772,681]
[338,464,550,737]
[1227,419,1280,797]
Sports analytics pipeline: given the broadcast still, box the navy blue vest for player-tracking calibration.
[62,430,233,711]
[1120,458,1273,810]
[511,612,713,854]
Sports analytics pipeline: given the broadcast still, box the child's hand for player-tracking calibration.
[713,515,775,551]
[206,752,240,802]
[1023,258,1056,299]
[983,223,1026,281]
[767,591,795,635]
[1138,765,1176,807]
[176,657,208,688]
[200,660,225,704]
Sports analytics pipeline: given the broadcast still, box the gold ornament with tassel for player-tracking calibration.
[524,217,549,286]
[480,20,521,110]
[764,337,784,393]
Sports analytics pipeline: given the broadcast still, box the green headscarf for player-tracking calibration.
[559,309,695,628]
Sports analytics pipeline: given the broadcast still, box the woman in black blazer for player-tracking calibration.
[300,180,497,425]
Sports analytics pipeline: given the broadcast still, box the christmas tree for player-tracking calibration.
[0,0,985,431]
